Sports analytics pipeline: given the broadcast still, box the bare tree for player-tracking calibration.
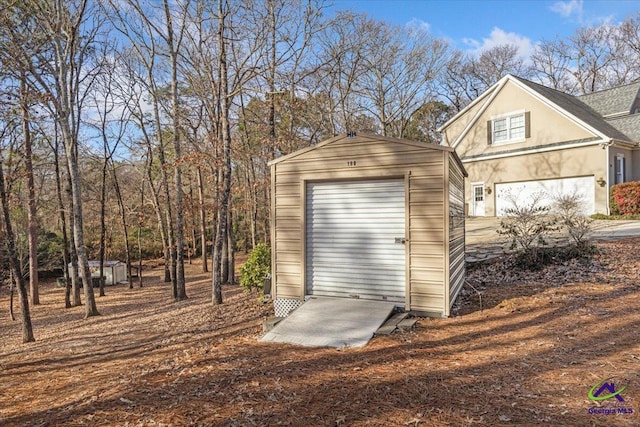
[0,4,42,306]
[6,0,103,317]
[437,50,477,112]
[570,26,615,94]
[530,39,576,92]
[468,44,529,90]
[620,12,640,57]
[106,0,190,298]
[39,121,76,307]
[19,72,40,305]
[212,0,232,305]
[314,11,375,134]
[0,125,35,342]
[90,52,131,296]
[163,0,190,300]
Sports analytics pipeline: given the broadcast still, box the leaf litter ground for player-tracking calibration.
[1,239,640,426]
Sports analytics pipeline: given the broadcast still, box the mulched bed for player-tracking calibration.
[1,239,639,426]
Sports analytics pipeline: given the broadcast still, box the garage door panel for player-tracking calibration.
[495,176,595,216]
[306,179,406,302]
[307,253,405,264]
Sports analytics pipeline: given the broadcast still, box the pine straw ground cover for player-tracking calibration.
[1,239,640,427]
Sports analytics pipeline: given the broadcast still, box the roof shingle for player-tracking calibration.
[577,81,640,117]
[512,76,635,142]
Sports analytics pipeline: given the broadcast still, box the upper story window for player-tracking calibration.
[488,111,529,145]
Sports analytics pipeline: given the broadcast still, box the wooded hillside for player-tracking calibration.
[1,0,640,341]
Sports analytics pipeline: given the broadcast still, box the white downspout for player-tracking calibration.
[605,139,611,215]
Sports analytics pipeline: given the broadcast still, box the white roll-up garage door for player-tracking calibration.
[495,176,595,216]
[305,179,406,302]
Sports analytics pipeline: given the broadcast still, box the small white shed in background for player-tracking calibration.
[69,261,127,285]
[269,133,467,318]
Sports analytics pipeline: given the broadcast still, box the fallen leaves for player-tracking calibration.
[1,239,640,425]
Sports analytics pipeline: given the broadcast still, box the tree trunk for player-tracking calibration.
[197,167,208,272]
[164,0,187,301]
[98,158,108,297]
[268,0,277,144]
[111,162,132,289]
[154,91,177,295]
[52,131,72,308]
[61,117,99,317]
[213,0,231,305]
[9,270,15,321]
[249,162,258,249]
[145,152,171,283]
[0,155,34,343]
[66,173,81,307]
[138,176,144,288]
[21,73,39,305]
[227,212,235,285]
[221,223,229,284]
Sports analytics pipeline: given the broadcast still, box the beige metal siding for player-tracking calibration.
[271,134,466,315]
[271,164,302,300]
[448,156,466,314]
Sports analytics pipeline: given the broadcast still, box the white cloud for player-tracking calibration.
[406,18,431,33]
[550,0,584,21]
[464,27,535,59]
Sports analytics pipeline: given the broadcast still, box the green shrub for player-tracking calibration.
[239,243,271,292]
[37,231,64,270]
[611,181,640,215]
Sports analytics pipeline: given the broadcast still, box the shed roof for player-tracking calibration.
[269,132,467,175]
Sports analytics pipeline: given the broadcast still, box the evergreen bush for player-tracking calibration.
[239,243,271,293]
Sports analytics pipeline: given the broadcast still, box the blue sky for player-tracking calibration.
[328,0,640,57]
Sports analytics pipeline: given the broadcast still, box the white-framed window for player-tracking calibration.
[491,112,527,144]
[473,184,484,202]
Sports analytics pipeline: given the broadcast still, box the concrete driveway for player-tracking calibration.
[465,217,640,262]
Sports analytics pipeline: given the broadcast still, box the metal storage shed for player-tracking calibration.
[269,133,467,317]
[82,261,127,285]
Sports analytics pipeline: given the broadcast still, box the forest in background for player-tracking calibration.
[1,0,640,341]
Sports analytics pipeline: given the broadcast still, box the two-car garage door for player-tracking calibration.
[305,180,406,303]
[495,176,595,216]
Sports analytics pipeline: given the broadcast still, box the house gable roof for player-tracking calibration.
[512,76,633,142]
[577,80,640,117]
[439,74,638,147]
[606,114,640,142]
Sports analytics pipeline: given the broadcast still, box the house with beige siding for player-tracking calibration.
[439,74,640,216]
[269,133,467,317]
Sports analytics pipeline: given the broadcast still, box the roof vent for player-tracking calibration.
[347,131,357,138]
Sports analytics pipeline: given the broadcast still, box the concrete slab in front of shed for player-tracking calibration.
[260,297,396,348]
